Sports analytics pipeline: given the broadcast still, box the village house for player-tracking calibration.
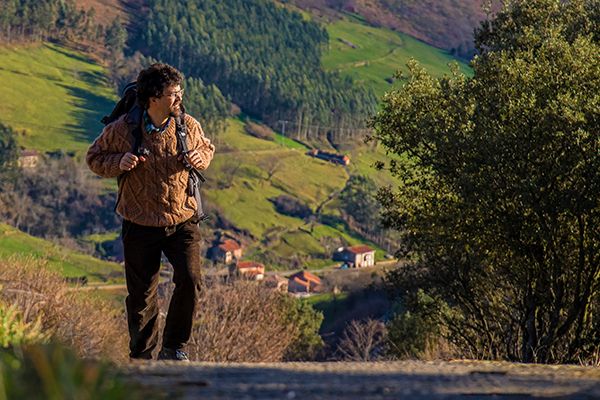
[263,274,288,292]
[230,261,265,281]
[18,149,40,169]
[306,149,350,166]
[333,245,376,268]
[287,270,322,294]
[208,238,243,264]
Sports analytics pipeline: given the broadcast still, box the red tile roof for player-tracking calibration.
[346,245,375,255]
[237,261,265,271]
[289,271,321,285]
[218,239,241,252]
[20,150,39,157]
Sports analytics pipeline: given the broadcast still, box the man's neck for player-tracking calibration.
[147,108,169,128]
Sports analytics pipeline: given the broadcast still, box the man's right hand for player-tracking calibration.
[119,152,146,171]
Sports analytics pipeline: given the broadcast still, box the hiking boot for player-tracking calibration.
[158,347,190,362]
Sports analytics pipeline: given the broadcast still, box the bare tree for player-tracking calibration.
[337,319,387,361]
[259,155,281,182]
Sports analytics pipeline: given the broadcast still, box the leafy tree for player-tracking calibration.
[184,77,230,138]
[371,0,600,363]
[283,297,324,361]
[0,123,18,177]
[104,18,127,59]
[339,175,381,233]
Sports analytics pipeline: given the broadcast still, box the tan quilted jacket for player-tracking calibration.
[86,112,215,227]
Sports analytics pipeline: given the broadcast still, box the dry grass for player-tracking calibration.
[159,280,300,362]
[0,257,128,362]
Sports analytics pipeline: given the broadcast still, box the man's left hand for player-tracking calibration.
[180,150,203,170]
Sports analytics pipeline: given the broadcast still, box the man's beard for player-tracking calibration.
[170,103,182,117]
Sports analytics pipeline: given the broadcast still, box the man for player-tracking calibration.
[87,63,215,361]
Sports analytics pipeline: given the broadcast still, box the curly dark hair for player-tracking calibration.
[136,63,183,108]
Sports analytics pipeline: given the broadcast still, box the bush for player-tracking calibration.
[386,289,455,360]
[159,280,323,362]
[0,257,128,362]
[244,121,275,141]
[270,195,313,219]
[0,344,156,400]
[0,302,48,348]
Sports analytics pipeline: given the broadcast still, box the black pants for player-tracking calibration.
[122,217,202,359]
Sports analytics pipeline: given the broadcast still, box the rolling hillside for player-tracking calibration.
[288,0,488,56]
[0,223,123,283]
[322,15,472,97]
[0,3,470,271]
[0,42,115,153]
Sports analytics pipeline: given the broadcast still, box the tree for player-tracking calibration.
[104,18,127,59]
[339,175,381,233]
[371,0,600,363]
[0,123,18,176]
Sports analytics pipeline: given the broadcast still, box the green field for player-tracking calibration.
[0,42,115,153]
[206,121,387,269]
[322,16,472,97]
[0,224,123,283]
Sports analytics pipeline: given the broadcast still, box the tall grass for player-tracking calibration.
[0,257,128,362]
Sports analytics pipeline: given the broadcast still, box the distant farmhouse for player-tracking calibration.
[306,149,350,166]
[208,237,243,264]
[230,261,265,281]
[18,149,40,169]
[288,270,322,294]
[333,245,375,268]
[263,274,288,292]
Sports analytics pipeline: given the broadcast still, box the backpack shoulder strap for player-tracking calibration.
[175,112,209,222]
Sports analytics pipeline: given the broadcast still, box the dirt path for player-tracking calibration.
[124,360,600,399]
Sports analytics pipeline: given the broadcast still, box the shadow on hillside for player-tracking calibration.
[44,42,97,65]
[58,84,115,143]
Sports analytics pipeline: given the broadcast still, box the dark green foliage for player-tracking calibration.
[339,175,381,233]
[0,0,97,43]
[371,0,600,363]
[385,288,449,359]
[184,77,230,137]
[0,123,18,177]
[283,297,324,361]
[133,0,377,141]
[104,18,127,58]
[271,195,313,219]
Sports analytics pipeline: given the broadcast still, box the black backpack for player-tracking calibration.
[102,82,208,222]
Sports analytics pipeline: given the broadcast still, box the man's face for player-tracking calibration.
[150,84,184,117]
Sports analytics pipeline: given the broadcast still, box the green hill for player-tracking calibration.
[0,35,399,270]
[0,42,115,153]
[322,16,472,97]
[0,224,123,283]
[207,119,388,269]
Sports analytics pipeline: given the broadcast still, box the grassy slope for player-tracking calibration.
[206,119,386,269]
[0,16,464,271]
[0,224,123,283]
[0,42,115,153]
[322,16,472,97]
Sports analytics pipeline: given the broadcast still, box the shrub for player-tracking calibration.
[244,121,275,141]
[270,195,313,219]
[0,344,156,400]
[386,289,455,360]
[0,257,128,362]
[160,280,322,362]
[0,302,48,348]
